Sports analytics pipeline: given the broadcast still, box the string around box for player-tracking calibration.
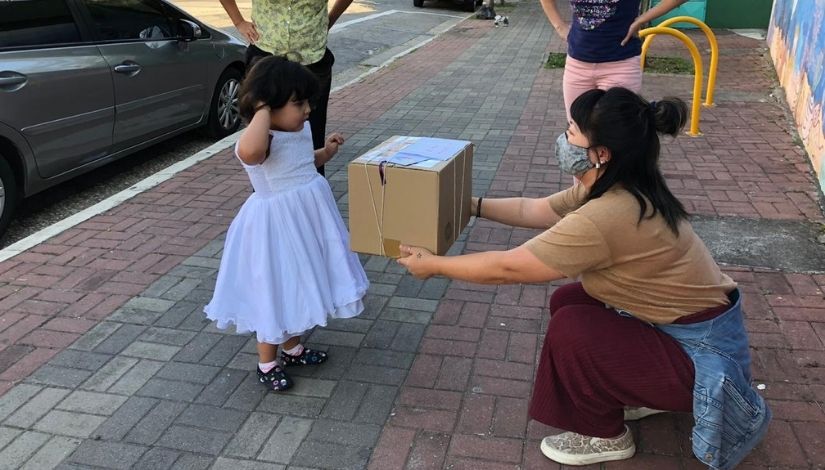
[361,147,468,258]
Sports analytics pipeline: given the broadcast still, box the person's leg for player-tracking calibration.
[280,335,329,366]
[305,49,335,176]
[244,44,271,72]
[529,289,694,438]
[594,55,643,93]
[548,282,604,314]
[562,56,598,121]
[256,341,293,391]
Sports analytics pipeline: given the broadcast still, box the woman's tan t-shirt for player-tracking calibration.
[525,185,736,324]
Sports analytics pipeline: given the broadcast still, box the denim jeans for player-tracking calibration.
[657,289,771,470]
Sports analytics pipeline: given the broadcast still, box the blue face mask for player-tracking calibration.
[555,132,594,175]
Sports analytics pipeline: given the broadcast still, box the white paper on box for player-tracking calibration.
[395,138,472,161]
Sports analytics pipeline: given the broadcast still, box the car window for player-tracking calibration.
[0,0,82,49]
[84,0,177,41]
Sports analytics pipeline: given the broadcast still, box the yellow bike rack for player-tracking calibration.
[639,26,703,136]
[642,16,719,107]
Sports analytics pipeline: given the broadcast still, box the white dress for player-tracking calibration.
[204,123,369,344]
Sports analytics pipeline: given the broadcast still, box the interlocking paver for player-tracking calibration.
[33,410,107,438]
[108,359,164,395]
[124,400,186,445]
[256,417,313,464]
[81,356,138,392]
[19,436,81,470]
[131,447,180,470]
[156,425,231,455]
[55,390,128,416]
[223,412,280,459]
[212,457,285,470]
[0,431,51,468]
[68,440,147,469]
[4,387,69,428]
[93,396,158,441]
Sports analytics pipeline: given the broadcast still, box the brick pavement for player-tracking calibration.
[1,1,824,469]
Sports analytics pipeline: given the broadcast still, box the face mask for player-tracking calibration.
[555,132,594,175]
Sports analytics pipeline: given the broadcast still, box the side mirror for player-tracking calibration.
[178,19,202,41]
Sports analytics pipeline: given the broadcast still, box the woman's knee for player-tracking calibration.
[547,306,592,347]
[549,282,590,315]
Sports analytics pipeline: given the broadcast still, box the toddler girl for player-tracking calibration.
[205,56,369,391]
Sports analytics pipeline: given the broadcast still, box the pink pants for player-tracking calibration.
[563,55,643,120]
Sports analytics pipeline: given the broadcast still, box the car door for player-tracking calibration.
[79,0,209,152]
[0,0,115,179]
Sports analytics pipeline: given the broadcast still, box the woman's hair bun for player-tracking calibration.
[652,97,688,137]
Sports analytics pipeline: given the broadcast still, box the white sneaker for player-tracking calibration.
[623,406,667,421]
[540,425,635,466]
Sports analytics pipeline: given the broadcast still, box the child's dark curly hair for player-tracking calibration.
[238,56,320,121]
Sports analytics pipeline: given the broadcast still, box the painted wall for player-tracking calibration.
[767,0,825,192]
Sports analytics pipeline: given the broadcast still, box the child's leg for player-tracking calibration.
[256,341,293,391]
[280,335,329,366]
[257,342,278,364]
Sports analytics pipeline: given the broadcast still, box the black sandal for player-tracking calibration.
[257,365,293,391]
[281,347,328,366]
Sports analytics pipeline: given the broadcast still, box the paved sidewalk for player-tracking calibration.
[1,1,824,469]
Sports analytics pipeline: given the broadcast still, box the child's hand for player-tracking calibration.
[324,133,345,158]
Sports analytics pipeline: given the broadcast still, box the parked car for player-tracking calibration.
[0,0,247,239]
[413,0,482,12]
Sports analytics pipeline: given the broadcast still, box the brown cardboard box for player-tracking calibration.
[348,136,473,257]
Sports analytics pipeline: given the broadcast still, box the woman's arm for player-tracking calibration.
[328,0,355,28]
[219,0,259,43]
[397,245,565,284]
[539,0,570,40]
[236,107,272,165]
[472,196,563,229]
[622,0,688,45]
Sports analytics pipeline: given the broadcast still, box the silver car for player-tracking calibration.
[0,0,247,238]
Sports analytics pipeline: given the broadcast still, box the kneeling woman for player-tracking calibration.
[397,88,770,469]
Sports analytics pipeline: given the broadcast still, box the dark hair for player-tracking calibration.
[238,56,320,121]
[570,87,689,234]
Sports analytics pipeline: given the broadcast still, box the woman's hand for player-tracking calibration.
[621,17,644,46]
[236,20,259,44]
[554,21,570,41]
[324,133,345,159]
[397,245,436,280]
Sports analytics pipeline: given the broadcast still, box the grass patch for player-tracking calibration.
[544,52,693,75]
[544,52,567,69]
[644,56,693,74]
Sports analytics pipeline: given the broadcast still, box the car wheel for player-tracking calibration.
[413,0,423,7]
[0,156,19,241]
[463,0,475,11]
[206,67,243,138]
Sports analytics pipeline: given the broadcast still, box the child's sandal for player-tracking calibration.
[281,347,328,366]
[257,365,293,391]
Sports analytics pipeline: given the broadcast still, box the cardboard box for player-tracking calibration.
[348,136,473,257]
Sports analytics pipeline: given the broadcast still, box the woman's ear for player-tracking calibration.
[595,146,612,165]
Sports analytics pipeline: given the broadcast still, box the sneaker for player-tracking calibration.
[256,365,293,392]
[623,406,667,421]
[540,426,635,466]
